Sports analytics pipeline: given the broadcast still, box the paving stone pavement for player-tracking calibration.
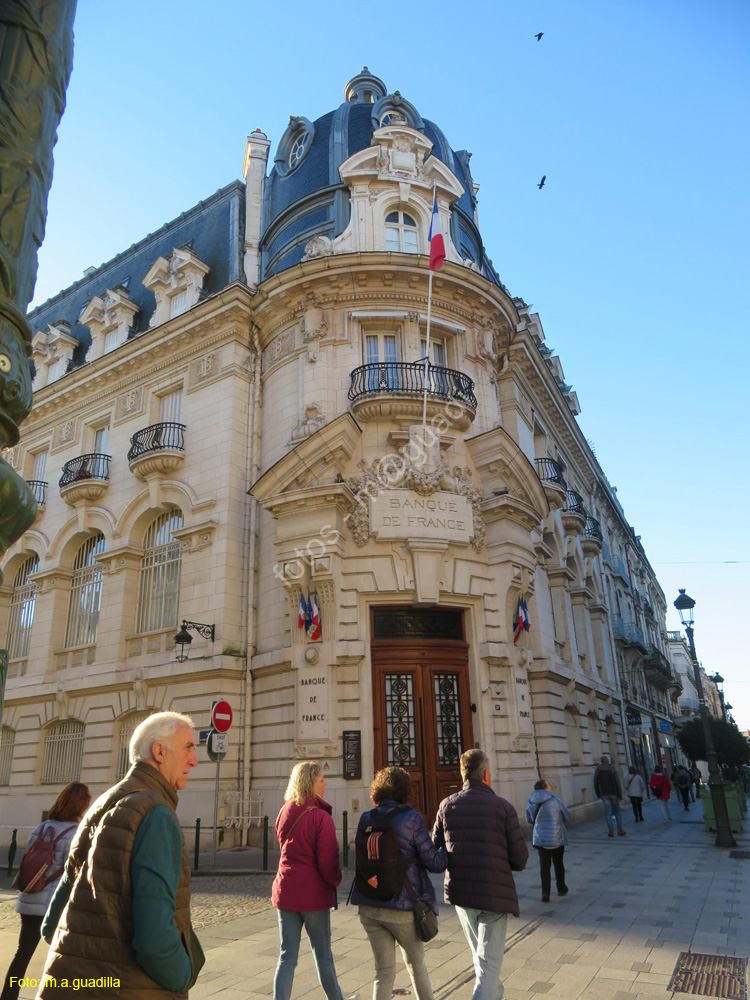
[1,795,748,999]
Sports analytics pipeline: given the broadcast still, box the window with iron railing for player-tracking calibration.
[116,711,153,780]
[135,510,183,633]
[0,727,16,785]
[41,721,85,784]
[64,534,105,647]
[6,555,39,659]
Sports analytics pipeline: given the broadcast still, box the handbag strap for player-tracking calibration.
[280,805,317,847]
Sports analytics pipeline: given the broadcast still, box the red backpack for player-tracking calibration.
[12,823,76,893]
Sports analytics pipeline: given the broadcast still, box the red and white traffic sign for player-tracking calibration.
[211,700,233,733]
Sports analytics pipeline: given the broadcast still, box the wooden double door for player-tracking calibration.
[372,627,473,826]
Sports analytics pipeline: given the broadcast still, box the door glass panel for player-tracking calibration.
[385,673,417,766]
[365,334,399,391]
[434,673,463,765]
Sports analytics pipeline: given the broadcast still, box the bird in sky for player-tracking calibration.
[535,32,544,41]
[538,175,546,189]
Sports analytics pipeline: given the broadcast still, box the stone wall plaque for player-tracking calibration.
[297,664,331,740]
[369,490,473,545]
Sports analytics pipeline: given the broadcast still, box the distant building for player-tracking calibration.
[1,70,672,840]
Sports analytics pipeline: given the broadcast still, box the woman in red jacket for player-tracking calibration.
[650,765,672,823]
[272,761,347,1000]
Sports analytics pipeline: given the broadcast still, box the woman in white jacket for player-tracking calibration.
[625,765,646,823]
[0,782,90,1000]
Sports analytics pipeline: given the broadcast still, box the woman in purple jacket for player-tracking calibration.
[272,761,346,1000]
[352,767,447,1000]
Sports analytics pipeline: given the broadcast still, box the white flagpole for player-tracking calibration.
[421,266,434,430]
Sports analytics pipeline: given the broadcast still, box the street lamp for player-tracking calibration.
[673,590,736,848]
[174,620,215,662]
[711,673,727,723]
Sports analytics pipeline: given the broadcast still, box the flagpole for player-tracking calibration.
[421,265,434,431]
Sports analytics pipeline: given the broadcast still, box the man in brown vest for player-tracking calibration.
[37,711,202,998]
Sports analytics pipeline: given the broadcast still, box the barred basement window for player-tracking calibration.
[0,727,16,785]
[41,721,85,784]
[6,555,39,659]
[136,509,183,633]
[116,711,152,780]
[65,533,105,648]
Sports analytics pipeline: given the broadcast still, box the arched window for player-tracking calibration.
[136,509,183,633]
[65,533,105,648]
[5,555,39,659]
[41,720,85,784]
[565,707,584,767]
[385,211,419,254]
[0,726,16,785]
[116,710,153,780]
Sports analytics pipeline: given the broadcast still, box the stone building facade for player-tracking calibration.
[1,70,674,840]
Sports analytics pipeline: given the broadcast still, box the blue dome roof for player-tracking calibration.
[260,71,500,286]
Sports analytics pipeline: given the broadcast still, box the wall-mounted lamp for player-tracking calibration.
[174,620,215,662]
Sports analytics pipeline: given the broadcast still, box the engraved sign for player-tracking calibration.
[298,665,330,740]
[370,490,473,545]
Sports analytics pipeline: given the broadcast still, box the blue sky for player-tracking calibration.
[29,1,750,726]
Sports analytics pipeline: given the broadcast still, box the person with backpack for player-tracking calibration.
[671,765,693,811]
[524,779,570,902]
[625,765,647,822]
[351,766,446,1000]
[650,765,672,822]
[272,762,350,1000]
[0,781,90,1000]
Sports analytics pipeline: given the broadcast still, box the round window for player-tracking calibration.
[289,133,309,170]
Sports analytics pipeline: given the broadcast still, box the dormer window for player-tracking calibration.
[385,211,419,253]
[79,285,138,361]
[142,246,210,329]
[31,322,77,389]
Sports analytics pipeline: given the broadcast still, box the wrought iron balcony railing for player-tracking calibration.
[610,554,631,587]
[583,515,603,542]
[26,479,47,506]
[564,490,586,515]
[611,614,647,650]
[59,453,111,487]
[535,457,567,489]
[127,422,186,461]
[348,362,477,408]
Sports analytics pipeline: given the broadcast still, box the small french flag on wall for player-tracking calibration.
[298,592,306,629]
[513,597,531,645]
[428,192,445,271]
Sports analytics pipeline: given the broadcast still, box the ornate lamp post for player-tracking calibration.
[174,620,215,662]
[673,590,736,848]
[711,673,727,723]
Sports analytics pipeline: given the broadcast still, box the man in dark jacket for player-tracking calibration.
[593,754,625,838]
[432,749,528,1000]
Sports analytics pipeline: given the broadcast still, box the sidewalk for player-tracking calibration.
[2,795,748,1000]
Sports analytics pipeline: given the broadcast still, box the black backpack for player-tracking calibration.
[354,805,410,901]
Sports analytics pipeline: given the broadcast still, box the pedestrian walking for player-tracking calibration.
[351,767,446,1000]
[272,762,349,1000]
[524,779,570,902]
[650,765,672,822]
[593,755,626,838]
[690,763,702,801]
[625,766,646,822]
[433,749,528,1000]
[671,765,693,811]
[1,783,90,1000]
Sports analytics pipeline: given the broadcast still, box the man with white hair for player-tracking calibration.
[37,711,201,999]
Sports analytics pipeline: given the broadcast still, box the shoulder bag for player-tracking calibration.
[403,861,438,942]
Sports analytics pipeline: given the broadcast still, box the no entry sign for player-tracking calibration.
[211,700,233,733]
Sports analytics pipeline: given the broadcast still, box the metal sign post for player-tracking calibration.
[207,704,231,867]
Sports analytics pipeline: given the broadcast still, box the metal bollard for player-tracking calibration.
[342,810,349,868]
[263,815,269,871]
[7,829,17,876]
[193,818,201,872]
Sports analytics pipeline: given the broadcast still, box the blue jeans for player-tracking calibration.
[274,908,344,1000]
[601,795,623,832]
[455,906,508,1000]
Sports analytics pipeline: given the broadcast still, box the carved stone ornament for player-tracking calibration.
[0,1,77,580]
[289,403,327,443]
[346,457,485,553]
[302,235,333,261]
[301,307,329,362]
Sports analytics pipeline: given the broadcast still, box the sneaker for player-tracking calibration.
[608,831,614,837]
[618,829,627,836]
[542,894,550,902]
[558,887,569,896]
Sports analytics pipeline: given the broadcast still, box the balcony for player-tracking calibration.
[348,362,477,431]
[128,422,186,480]
[561,489,586,535]
[59,453,110,506]
[582,514,603,555]
[644,643,673,690]
[535,457,567,510]
[26,479,47,508]
[611,614,647,652]
[610,554,631,589]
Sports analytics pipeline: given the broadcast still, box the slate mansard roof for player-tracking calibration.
[27,181,245,367]
[260,68,502,287]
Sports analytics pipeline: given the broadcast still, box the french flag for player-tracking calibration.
[298,593,306,629]
[428,192,445,271]
[513,597,531,645]
[307,591,322,641]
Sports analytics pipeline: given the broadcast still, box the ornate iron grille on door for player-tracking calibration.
[434,674,463,765]
[385,674,417,766]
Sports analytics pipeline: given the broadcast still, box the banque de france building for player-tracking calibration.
[0,70,677,841]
